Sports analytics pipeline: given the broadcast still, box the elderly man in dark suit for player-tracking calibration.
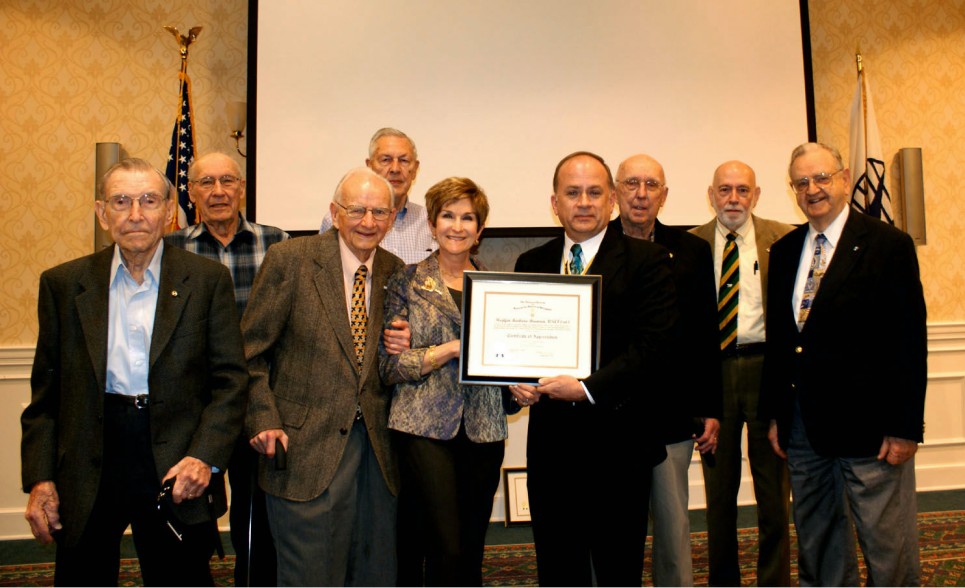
[613,153,722,586]
[244,168,404,586]
[509,151,677,586]
[21,158,249,586]
[690,160,793,586]
[763,142,927,586]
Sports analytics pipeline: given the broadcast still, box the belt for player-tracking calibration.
[105,392,149,409]
[721,342,766,359]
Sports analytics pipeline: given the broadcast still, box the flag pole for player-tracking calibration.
[163,26,203,231]
[855,47,870,210]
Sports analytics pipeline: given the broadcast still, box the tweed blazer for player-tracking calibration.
[21,245,248,547]
[379,253,511,443]
[243,230,405,500]
[690,214,795,317]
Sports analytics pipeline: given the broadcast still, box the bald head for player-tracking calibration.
[708,160,760,232]
[614,154,668,239]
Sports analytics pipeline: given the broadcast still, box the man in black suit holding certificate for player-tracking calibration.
[508,151,677,586]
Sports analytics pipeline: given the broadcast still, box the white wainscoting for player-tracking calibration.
[4,323,965,539]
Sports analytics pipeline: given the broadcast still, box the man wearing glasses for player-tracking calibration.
[691,160,793,586]
[165,152,288,586]
[762,142,926,586]
[320,128,437,264]
[22,158,248,585]
[613,154,722,586]
[244,168,404,586]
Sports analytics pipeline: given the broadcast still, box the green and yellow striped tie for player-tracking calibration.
[718,232,739,351]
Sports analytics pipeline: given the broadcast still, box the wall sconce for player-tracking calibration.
[228,100,247,158]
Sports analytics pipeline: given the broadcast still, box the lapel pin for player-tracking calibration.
[171,290,179,297]
[853,246,860,252]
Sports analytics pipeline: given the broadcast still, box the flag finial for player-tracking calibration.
[855,47,863,74]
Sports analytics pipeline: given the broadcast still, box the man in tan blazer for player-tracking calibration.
[690,160,794,586]
[243,168,404,586]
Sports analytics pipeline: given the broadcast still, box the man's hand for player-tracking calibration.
[162,456,213,504]
[508,383,542,407]
[878,436,919,465]
[694,418,720,455]
[768,420,787,459]
[25,480,61,544]
[535,376,587,402]
[250,428,289,457]
[383,319,411,355]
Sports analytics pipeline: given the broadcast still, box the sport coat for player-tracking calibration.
[514,224,677,464]
[379,252,514,443]
[761,211,927,457]
[646,219,722,443]
[21,245,249,547]
[243,230,405,500]
[690,214,795,317]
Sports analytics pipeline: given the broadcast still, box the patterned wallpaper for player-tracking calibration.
[807,0,965,322]
[1,1,963,344]
[0,0,248,344]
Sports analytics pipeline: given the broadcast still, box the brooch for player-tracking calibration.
[421,277,438,292]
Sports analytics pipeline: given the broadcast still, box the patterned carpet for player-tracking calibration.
[1,510,963,586]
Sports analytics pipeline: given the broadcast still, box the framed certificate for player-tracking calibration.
[459,271,602,385]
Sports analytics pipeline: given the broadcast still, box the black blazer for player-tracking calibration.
[21,245,249,547]
[647,219,723,443]
[761,211,927,457]
[514,224,677,466]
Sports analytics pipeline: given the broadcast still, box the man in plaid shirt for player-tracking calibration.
[166,151,288,586]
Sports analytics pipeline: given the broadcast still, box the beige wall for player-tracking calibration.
[1,0,963,343]
[807,0,965,320]
[0,1,248,345]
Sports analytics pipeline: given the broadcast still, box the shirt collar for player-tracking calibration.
[715,216,753,242]
[808,205,849,248]
[109,240,164,286]
[185,214,254,242]
[563,225,608,266]
[337,233,376,275]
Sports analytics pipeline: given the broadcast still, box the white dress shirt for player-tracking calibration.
[714,219,765,344]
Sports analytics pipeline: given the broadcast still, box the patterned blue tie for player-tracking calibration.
[569,244,584,275]
[798,234,827,329]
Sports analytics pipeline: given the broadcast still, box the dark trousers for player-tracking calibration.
[54,398,215,587]
[395,427,505,587]
[227,436,277,586]
[702,354,790,587]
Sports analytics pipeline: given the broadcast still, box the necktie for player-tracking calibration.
[718,232,739,352]
[798,234,828,329]
[569,243,584,275]
[350,265,368,371]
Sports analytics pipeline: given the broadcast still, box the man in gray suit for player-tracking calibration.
[690,160,794,586]
[244,168,404,586]
[22,158,248,585]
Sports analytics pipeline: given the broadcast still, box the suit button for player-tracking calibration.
[339,427,348,435]
[795,346,803,354]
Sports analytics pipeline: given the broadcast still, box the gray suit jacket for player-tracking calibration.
[243,230,405,500]
[21,245,249,547]
[690,215,795,316]
[379,253,512,443]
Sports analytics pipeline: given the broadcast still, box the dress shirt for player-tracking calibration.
[338,235,375,318]
[792,206,849,317]
[320,200,437,265]
[105,242,163,396]
[714,220,765,344]
[165,214,290,316]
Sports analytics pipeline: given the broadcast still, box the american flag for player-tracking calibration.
[165,72,198,229]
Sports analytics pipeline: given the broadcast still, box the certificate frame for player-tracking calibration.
[502,467,531,526]
[459,271,602,386]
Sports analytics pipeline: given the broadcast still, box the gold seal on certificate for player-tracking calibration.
[459,271,602,385]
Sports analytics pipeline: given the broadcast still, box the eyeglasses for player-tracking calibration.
[618,178,664,194]
[156,478,183,542]
[335,201,393,221]
[790,170,843,194]
[374,155,415,169]
[192,175,241,192]
[105,193,166,212]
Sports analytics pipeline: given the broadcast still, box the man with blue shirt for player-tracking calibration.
[22,158,248,585]
[320,128,436,264]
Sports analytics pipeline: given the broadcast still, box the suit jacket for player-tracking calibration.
[379,253,515,443]
[21,245,249,547]
[243,230,405,500]
[690,214,795,318]
[643,219,723,443]
[761,211,927,457]
[514,224,677,467]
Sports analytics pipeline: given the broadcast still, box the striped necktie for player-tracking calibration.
[718,232,739,351]
[569,243,584,275]
[350,265,368,371]
[797,234,828,330]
